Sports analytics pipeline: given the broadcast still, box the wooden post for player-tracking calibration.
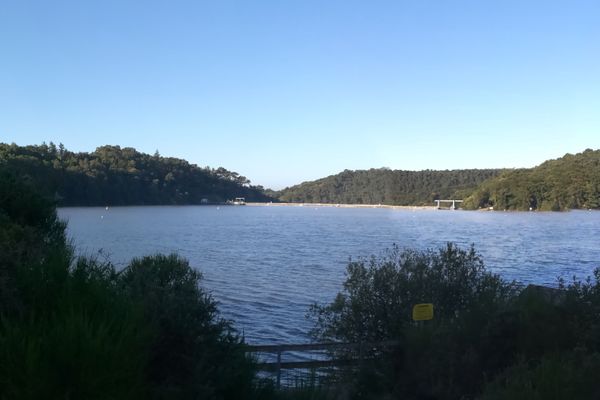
[276,349,282,388]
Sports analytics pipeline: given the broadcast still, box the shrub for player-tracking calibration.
[0,172,265,399]
[310,243,516,342]
[0,257,149,399]
[480,350,600,400]
[119,254,258,399]
[0,170,71,313]
[309,244,518,399]
[310,245,600,399]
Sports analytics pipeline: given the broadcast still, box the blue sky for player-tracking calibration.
[1,0,598,189]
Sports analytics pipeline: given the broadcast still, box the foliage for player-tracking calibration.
[310,244,518,399]
[480,351,600,400]
[276,168,503,206]
[119,254,258,400]
[463,149,600,211]
[0,142,273,206]
[0,175,149,398]
[0,169,71,313]
[276,148,600,211]
[0,258,149,400]
[310,244,600,399]
[0,171,264,399]
[310,244,515,343]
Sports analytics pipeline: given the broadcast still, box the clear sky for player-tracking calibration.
[1,0,599,189]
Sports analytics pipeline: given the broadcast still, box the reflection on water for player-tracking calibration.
[59,206,600,344]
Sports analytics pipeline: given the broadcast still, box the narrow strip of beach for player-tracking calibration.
[246,202,437,210]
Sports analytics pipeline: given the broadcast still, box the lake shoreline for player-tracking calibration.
[247,202,437,210]
[247,202,597,212]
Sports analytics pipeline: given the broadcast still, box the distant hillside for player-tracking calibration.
[0,143,273,206]
[276,168,503,206]
[463,149,600,211]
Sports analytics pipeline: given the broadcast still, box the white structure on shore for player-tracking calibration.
[434,199,463,210]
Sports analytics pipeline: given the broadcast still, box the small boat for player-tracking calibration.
[231,197,246,205]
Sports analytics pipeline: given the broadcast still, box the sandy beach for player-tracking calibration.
[246,202,437,210]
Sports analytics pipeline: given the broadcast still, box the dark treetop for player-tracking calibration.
[275,167,503,206]
[0,143,273,206]
[463,149,600,211]
[276,149,600,211]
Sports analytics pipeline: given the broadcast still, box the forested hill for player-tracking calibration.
[276,168,503,205]
[0,143,273,206]
[463,149,600,211]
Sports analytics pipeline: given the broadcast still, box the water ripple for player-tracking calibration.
[60,206,600,344]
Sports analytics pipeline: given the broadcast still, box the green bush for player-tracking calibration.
[119,254,258,399]
[309,244,519,399]
[481,350,600,400]
[310,244,515,343]
[0,170,71,313]
[1,169,150,398]
[310,244,600,400]
[0,256,150,399]
[0,170,265,399]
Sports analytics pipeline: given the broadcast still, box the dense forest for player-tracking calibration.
[0,143,273,206]
[276,168,503,205]
[276,149,600,211]
[4,143,599,211]
[463,149,600,211]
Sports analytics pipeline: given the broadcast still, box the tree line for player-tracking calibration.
[276,168,503,205]
[277,149,600,211]
[463,148,600,211]
[4,142,599,211]
[0,142,273,206]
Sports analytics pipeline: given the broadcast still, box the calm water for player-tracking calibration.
[59,205,600,344]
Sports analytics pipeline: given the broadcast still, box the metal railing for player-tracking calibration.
[246,341,399,388]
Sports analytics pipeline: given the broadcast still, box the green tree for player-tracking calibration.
[0,169,149,399]
[277,168,503,206]
[119,254,257,400]
[0,170,71,313]
[310,244,517,399]
[0,169,265,399]
[0,143,274,206]
[464,149,600,211]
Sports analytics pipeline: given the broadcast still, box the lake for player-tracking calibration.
[59,205,600,344]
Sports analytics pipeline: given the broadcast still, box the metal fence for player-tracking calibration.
[246,341,399,388]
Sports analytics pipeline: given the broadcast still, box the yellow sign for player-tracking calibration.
[412,303,434,321]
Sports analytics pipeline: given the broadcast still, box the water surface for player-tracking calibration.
[59,206,600,344]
